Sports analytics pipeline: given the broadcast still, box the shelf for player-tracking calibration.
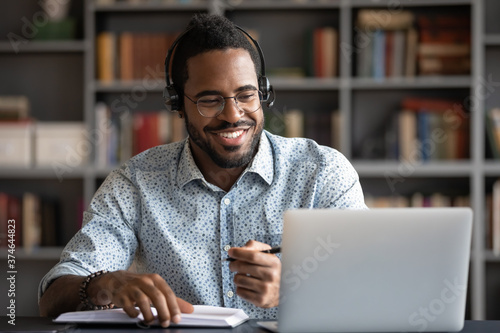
[484,162,500,176]
[94,77,343,92]
[350,0,472,7]
[92,80,165,93]
[270,77,341,91]
[0,41,86,53]
[485,34,500,46]
[350,76,472,90]
[0,167,90,179]
[93,1,208,12]
[0,247,63,260]
[224,0,341,10]
[353,161,473,177]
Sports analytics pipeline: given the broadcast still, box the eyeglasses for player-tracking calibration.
[185,90,263,118]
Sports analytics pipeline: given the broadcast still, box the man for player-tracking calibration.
[39,14,366,327]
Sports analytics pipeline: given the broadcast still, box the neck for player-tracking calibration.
[188,141,247,192]
[202,164,245,192]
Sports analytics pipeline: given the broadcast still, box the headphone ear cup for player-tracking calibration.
[163,85,181,111]
[259,76,275,108]
[259,76,271,102]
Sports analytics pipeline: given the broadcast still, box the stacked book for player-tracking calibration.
[96,31,177,82]
[0,192,61,252]
[355,9,417,78]
[305,26,338,78]
[416,14,470,75]
[264,109,341,150]
[396,97,469,162]
[94,103,186,167]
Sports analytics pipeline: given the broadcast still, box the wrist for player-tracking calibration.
[79,270,114,310]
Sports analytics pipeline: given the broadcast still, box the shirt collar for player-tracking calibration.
[176,131,274,189]
[176,138,205,188]
[242,131,274,186]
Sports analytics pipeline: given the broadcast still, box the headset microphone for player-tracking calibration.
[163,25,275,111]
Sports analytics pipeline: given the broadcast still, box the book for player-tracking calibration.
[0,95,30,120]
[356,9,414,30]
[22,192,42,253]
[96,31,116,82]
[405,27,418,77]
[486,108,500,159]
[399,97,469,161]
[372,29,385,79]
[284,109,304,138]
[416,14,471,75]
[53,305,249,328]
[398,109,417,162]
[493,179,500,256]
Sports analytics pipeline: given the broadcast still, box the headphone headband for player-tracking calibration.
[163,24,275,111]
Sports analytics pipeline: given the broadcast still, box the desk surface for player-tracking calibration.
[1,317,500,333]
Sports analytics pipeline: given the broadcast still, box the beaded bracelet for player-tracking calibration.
[79,270,115,310]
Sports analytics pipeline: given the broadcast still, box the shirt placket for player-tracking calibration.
[219,193,236,307]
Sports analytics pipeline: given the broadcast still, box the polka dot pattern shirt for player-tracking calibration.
[39,130,367,319]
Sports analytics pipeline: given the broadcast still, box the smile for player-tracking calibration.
[217,130,245,139]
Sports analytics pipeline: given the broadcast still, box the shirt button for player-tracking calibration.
[227,291,234,298]
[224,198,231,205]
[223,245,231,252]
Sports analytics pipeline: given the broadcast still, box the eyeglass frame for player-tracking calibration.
[184,90,263,118]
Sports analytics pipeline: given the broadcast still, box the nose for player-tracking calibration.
[216,97,243,123]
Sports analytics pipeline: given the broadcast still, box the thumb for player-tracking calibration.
[176,297,194,314]
[243,239,271,251]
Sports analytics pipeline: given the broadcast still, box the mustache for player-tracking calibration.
[204,120,256,132]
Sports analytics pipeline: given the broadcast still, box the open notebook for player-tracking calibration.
[54,305,249,328]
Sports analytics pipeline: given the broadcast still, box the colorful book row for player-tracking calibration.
[94,103,186,167]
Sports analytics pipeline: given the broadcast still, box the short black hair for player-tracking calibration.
[170,14,261,108]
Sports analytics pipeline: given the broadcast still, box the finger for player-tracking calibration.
[177,297,194,313]
[165,287,181,324]
[121,301,140,319]
[152,276,183,326]
[230,262,278,282]
[235,280,279,308]
[242,240,271,251]
[234,286,260,304]
[234,273,262,289]
[228,247,275,264]
[132,291,156,324]
[141,280,171,327]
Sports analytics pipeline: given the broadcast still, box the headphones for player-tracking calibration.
[163,25,275,112]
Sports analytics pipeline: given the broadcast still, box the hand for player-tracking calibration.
[227,240,281,308]
[88,270,194,327]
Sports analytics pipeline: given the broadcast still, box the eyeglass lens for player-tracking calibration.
[196,90,262,117]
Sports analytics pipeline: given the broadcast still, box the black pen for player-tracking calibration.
[224,246,281,262]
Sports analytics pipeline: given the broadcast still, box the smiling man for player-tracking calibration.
[182,48,264,190]
[39,14,367,327]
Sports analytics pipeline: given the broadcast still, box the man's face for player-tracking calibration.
[182,48,264,169]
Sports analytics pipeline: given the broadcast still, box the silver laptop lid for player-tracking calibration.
[278,208,473,333]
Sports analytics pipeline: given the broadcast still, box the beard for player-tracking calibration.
[184,113,264,169]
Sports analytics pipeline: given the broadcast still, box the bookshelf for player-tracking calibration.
[1,0,499,320]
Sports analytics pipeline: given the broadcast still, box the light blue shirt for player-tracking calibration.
[39,130,366,319]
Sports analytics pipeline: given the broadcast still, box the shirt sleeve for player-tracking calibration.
[317,149,368,210]
[38,166,141,301]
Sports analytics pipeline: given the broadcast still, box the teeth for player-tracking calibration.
[218,130,244,139]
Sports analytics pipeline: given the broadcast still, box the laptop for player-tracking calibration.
[261,207,473,333]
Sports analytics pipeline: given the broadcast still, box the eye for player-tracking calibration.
[198,96,222,106]
[237,91,257,102]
